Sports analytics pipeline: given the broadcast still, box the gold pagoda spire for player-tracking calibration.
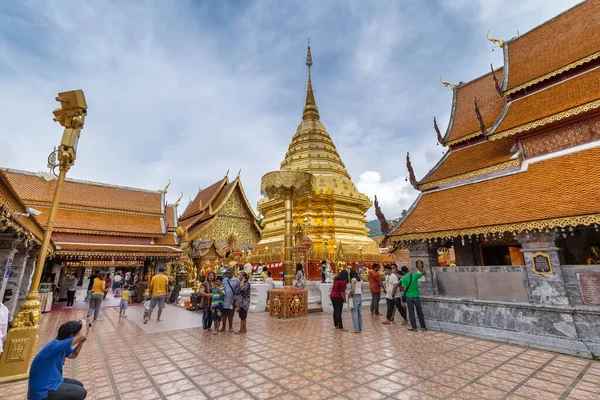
[303,39,320,121]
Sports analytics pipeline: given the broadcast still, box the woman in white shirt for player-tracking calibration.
[294,264,306,289]
[349,268,363,333]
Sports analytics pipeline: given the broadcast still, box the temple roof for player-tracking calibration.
[503,0,600,94]
[1,169,163,214]
[418,137,518,190]
[180,177,227,220]
[443,68,505,146]
[179,176,260,241]
[491,66,600,140]
[389,145,600,241]
[33,206,164,236]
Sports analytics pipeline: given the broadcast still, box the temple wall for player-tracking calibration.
[418,264,600,358]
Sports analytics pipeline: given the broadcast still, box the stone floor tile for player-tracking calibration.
[392,389,438,399]
[514,385,562,400]
[294,384,335,399]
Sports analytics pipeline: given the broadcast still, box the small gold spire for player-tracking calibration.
[163,179,171,194]
[175,192,183,207]
[303,39,320,121]
[486,31,504,48]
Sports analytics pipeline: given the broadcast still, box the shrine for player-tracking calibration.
[386,0,600,357]
[253,43,392,281]
[177,172,262,280]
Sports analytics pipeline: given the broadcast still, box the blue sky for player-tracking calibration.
[0,0,581,219]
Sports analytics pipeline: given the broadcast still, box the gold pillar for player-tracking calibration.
[283,190,294,287]
[0,89,86,383]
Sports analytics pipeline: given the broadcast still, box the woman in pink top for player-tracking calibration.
[330,269,348,331]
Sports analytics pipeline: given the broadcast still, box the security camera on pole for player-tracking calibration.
[0,90,88,382]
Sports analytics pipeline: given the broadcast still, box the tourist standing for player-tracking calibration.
[261,266,268,282]
[321,260,327,283]
[401,265,427,331]
[330,269,348,331]
[222,267,240,332]
[368,264,384,316]
[87,271,106,322]
[65,273,78,309]
[235,272,251,334]
[103,273,111,299]
[200,271,216,331]
[211,276,224,335]
[381,265,407,325]
[294,263,306,289]
[349,269,363,333]
[144,267,169,324]
[119,284,130,318]
[266,271,274,303]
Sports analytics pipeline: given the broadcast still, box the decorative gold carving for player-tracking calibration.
[440,75,455,90]
[261,171,316,199]
[10,291,41,329]
[505,50,600,96]
[486,31,504,48]
[446,131,484,147]
[531,252,552,275]
[269,289,308,319]
[6,339,29,363]
[390,213,600,242]
[418,159,521,190]
[490,99,600,141]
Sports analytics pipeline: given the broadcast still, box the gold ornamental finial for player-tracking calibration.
[303,39,319,121]
[440,75,455,90]
[163,179,171,194]
[175,192,183,207]
[225,168,229,178]
[486,31,504,48]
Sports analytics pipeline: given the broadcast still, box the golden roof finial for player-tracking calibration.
[440,75,455,90]
[225,168,229,178]
[303,39,320,121]
[163,179,171,194]
[486,31,504,48]
[175,192,183,207]
[237,169,241,178]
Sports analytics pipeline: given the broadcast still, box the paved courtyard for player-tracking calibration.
[1,304,599,400]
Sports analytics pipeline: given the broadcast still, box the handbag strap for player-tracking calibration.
[404,273,414,292]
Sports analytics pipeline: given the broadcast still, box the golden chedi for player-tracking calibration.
[254,43,382,267]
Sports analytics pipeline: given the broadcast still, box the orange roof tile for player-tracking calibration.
[2,170,162,214]
[34,207,164,236]
[505,0,600,92]
[164,204,177,230]
[419,137,516,186]
[154,232,178,246]
[494,67,600,135]
[391,146,600,239]
[444,68,505,144]
[180,178,227,220]
[55,243,181,255]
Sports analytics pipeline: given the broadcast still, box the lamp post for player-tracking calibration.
[0,90,87,382]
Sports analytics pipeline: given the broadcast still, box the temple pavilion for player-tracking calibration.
[387,0,600,268]
[0,168,182,292]
[253,45,392,279]
[177,173,261,274]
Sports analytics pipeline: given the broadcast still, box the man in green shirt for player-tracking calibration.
[401,265,427,332]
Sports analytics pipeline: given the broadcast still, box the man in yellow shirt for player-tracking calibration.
[144,267,169,324]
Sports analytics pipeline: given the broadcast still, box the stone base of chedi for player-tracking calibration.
[269,288,308,319]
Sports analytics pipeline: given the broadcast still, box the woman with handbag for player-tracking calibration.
[235,272,251,334]
[349,269,363,333]
[200,271,216,332]
[330,269,348,331]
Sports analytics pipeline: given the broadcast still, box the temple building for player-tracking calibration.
[178,173,261,274]
[253,45,391,279]
[0,168,182,298]
[385,0,600,356]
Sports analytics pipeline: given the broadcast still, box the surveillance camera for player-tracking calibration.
[26,207,42,217]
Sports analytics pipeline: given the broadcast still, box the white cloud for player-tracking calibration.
[356,171,414,220]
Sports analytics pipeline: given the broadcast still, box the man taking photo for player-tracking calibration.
[28,320,90,399]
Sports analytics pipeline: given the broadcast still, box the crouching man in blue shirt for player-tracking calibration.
[28,320,90,400]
